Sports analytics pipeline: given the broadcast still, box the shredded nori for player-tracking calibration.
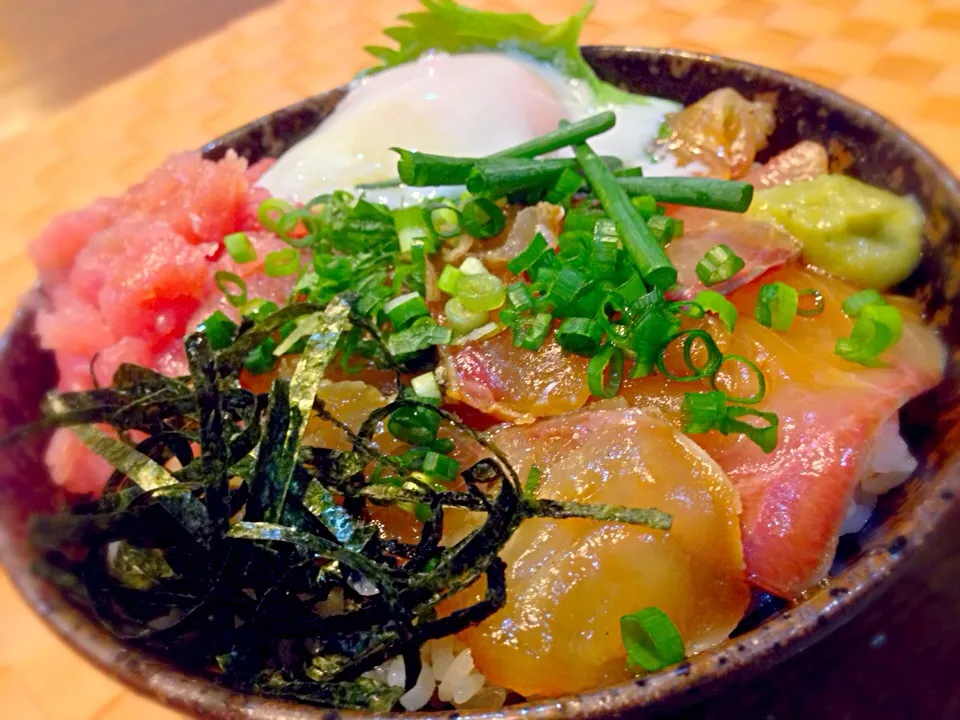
[18,293,673,711]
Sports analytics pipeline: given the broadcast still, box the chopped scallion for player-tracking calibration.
[385,317,452,357]
[842,288,885,317]
[711,354,766,404]
[555,317,604,356]
[835,302,902,367]
[214,271,248,307]
[223,232,257,264]
[506,281,534,312]
[421,451,459,481]
[510,312,553,351]
[572,138,677,290]
[695,244,745,286]
[618,176,754,213]
[444,296,489,335]
[384,291,430,329]
[656,329,723,382]
[393,206,436,253]
[411,371,442,403]
[461,198,506,239]
[489,110,617,159]
[264,248,301,277]
[387,405,441,446]
[588,345,624,399]
[197,310,237,350]
[755,282,799,332]
[458,256,489,276]
[620,608,685,673]
[437,264,463,295]
[506,232,550,275]
[695,290,738,331]
[456,272,505,312]
[547,266,589,308]
[257,197,294,234]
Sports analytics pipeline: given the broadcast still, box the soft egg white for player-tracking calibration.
[259,51,689,205]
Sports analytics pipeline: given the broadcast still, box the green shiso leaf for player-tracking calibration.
[363,0,643,104]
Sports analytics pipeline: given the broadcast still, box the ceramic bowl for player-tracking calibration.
[1,47,958,719]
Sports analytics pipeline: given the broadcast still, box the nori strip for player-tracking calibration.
[20,291,674,711]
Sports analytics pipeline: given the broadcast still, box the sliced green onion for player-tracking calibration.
[388,405,441,446]
[618,176,754,213]
[668,300,704,320]
[647,215,683,245]
[452,321,499,346]
[421,451,459,481]
[456,272,505,312]
[564,208,604,234]
[557,231,591,267]
[529,252,560,282]
[547,266,589,308]
[385,291,430,329]
[437,264,463,295]
[755,282,799,332]
[506,232,550,275]
[629,304,680,378]
[273,313,321,356]
[573,139,676,290]
[614,166,645,178]
[465,158,565,197]
[411,371,442,403]
[489,110,617,159]
[461,198,506,239]
[842,288,885,317]
[620,608,685,673]
[242,299,279,323]
[680,390,728,434]
[560,282,606,319]
[592,219,621,280]
[214,271,248,307]
[444,297,489,335]
[656,329,723,382]
[426,204,462,239]
[511,312,553,351]
[724,405,779,453]
[393,149,477,186]
[545,167,585,205]
[385,317,452,357]
[393,206,436,253]
[243,338,278,375]
[197,310,237,350]
[681,391,779,452]
[555,317,603,356]
[614,272,648,306]
[630,194,658,219]
[835,302,903,367]
[711,354,766,404]
[588,345,624,399]
[797,288,826,317]
[695,290,738,331]
[257,197,294,233]
[695,244,745,286]
[506,281,534,312]
[458,257,489,276]
[223,231,257,264]
[264,248,301,277]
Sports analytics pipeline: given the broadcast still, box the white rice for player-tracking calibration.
[363,636,506,711]
[841,416,918,536]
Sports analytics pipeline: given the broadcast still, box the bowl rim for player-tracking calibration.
[4,45,960,720]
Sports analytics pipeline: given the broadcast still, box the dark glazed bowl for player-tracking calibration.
[1,47,959,719]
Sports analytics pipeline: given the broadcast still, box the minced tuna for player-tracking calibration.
[30,150,295,494]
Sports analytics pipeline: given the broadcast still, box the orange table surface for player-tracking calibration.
[2,1,960,718]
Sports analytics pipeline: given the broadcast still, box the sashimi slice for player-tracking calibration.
[743,140,829,188]
[666,213,800,300]
[446,407,749,697]
[621,266,945,596]
[441,330,589,423]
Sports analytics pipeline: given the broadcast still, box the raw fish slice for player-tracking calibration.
[743,140,829,187]
[621,266,945,596]
[666,213,800,300]
[441,331,589,423]
[446,407,748,697]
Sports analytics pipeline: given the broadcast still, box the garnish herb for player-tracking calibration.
[755,282,799,332]
[618,177,754,213]
[836,293,902,367]
[695,244,745,286]
[620,607,686,673]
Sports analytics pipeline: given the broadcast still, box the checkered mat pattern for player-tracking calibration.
[1,1,959,717]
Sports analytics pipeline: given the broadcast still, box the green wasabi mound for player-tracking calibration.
[749,174,924,289]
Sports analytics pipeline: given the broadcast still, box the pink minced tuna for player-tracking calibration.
[31,150,294,494]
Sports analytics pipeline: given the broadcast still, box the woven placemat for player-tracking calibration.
[1,1,959,717]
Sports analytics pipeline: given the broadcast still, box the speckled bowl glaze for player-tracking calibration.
[1,47,959,719]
